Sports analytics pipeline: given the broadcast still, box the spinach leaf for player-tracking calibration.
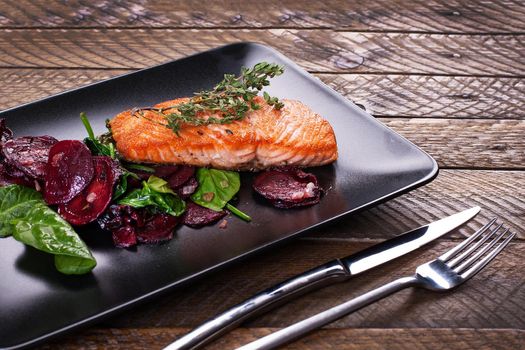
[0,185,42,237]
[124,163,155,173]
[146,175,176,195]
[81,112,116,158]
[0,185,97,275]
[191,168,251,221]
[118,176,185,216]
[112,170,140,200]
[113,165,156,200]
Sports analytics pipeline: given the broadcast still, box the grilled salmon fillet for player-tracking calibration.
[109,96,337,171]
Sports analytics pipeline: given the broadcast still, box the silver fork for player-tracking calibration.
[237,219,515,350]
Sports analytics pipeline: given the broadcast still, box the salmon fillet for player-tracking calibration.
[109,96,338,171]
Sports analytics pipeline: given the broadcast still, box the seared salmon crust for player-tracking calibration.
[109,96,338,171]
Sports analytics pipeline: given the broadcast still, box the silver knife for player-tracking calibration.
[165,206,480,350]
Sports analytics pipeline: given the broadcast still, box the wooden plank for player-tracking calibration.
[2,1,525,33]
[319,74,525,119]
[0,29,523,75]
[381,118,525,169]
[2,69,524,119]
[312,169,525,241]
[99,240,524,330]
[0,69,125,110]
[37,327,525,350]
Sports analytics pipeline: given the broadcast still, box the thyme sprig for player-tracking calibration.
[132,62,285,135]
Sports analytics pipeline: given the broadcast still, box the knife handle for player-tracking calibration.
[164,260,350,350]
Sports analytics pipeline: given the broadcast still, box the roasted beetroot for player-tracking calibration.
[176,176,198,199]
[98,205,142,248]
[252,167,321,208]
[145,164,197,198]
[124,165,197,194]
[58,156,119,225]
[137,213,179,243]
[112,226,137,248]
[153,165,181,179]
[98,205,179,248]
[0,118,12,144]
[166,166,195,188]
[98,205,142,231]
[0,163,34,187]
[182,201,227,228]
[44,140,94,204]
[2,160,29,179]
[2,135,58,180]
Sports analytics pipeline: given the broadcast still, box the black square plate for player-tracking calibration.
[0,43,438,349]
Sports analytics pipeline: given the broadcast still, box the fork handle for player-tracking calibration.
[237,276,418,350]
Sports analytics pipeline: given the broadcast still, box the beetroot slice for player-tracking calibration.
[176,176,198,199]
[98,205,139,231]
[58,156,118,225]
[167,166,195,188]
[136,213,179,243]
[112,226,137,248]
[252,167,321,209]
[44,140,94,204]
[3,160,29,178]
[2,136,58,180]
[182,201,227,228]
[98,205,179,247]
[153,165,181,179]
[0,163,34,187]
[0,118,12,144]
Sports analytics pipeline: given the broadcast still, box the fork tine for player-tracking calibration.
[460,231,515,281]
[454,227,509,273]
[447,223,503,268]
[439,218,497,262]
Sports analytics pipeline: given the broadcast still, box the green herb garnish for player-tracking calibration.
[191,168,251,222]
[133,62,284,135]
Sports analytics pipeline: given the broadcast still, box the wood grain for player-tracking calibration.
[312,169,525,241]
[3,0,525,33]
[37,328,525,350]
[94,239,524,330]
[0,29,523,75]
[381,118,525,169]
[2,69,524,119]
[319,74,525,119]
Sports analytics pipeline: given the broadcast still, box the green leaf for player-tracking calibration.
[0,185,96,275]
[124,163,155,173]
[191,169,251,221]
[81,112,116,158]
[146,176,176,195]
[191,168,240,211]
[0,185,42,237]
[80,112,95,140]
[83,137,115,158]
[113,171,130,200]
[118,176,185,216]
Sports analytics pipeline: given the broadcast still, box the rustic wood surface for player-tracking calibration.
[0,1,523,349]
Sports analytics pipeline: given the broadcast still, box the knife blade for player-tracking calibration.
[165,206,480,350]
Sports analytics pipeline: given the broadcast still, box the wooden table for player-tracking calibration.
[1,1,523,349]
